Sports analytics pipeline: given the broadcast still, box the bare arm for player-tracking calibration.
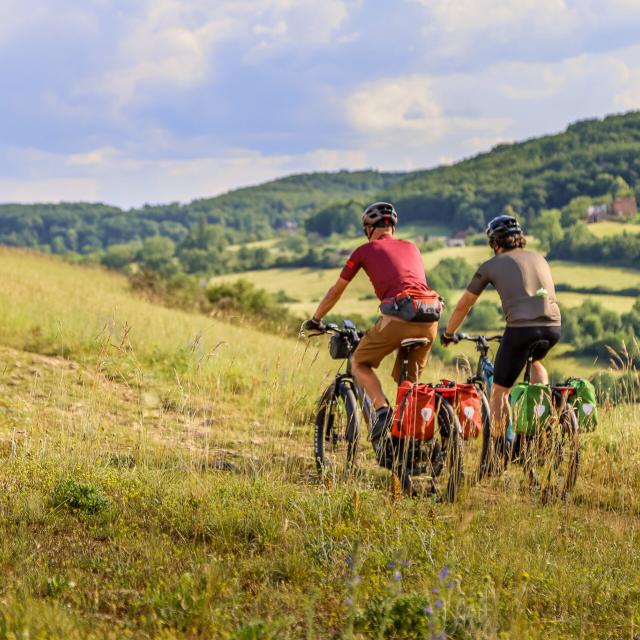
[312,277,350,321]
[445,290,479,336]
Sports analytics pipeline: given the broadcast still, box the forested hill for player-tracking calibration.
[1,111,639,255]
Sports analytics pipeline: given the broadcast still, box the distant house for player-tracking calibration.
[587,195,637,223]
[445,229,472,248]
[611,195,637,218]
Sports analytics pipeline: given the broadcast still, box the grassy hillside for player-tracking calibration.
[0,248,638,638]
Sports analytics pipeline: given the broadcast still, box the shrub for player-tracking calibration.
[52,478,109,515]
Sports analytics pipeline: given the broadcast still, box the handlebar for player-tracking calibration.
[456,333,502,344]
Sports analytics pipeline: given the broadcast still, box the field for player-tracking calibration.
[213,249,640,320]
[587,221,640,238]
[1,248,640,638]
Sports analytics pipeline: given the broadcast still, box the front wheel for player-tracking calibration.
[314,382,360,480]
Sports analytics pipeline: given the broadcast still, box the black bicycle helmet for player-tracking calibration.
[486,214,522,241]
[362,202,398,229]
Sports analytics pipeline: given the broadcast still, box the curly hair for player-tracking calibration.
[491,232,526,251]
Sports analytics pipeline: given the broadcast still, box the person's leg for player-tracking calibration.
[391,321,438,383]
[351,361,387,410]
[529,360,549,384]
[351,316,398,411]
[489,383,512,438]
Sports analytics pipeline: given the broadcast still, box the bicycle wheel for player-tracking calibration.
[393,398,463,501]
[314,382,360,480]
[521,402,580,502]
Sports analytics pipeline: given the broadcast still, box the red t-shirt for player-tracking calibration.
[339,235,429,301]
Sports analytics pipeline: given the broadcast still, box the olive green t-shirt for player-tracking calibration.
[466,249,561,327]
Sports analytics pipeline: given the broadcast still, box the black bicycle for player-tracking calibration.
[454,333,580,500]
[308,320,463,501]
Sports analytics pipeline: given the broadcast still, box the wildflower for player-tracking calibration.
[401,559,409,567]
[446,581,454,589]
[386,561,395,570]
[437,566,450,580]
[393,569,402,582]
[435,599,443,609]
[431,632,446,640]
[432,587,439,595]
[424,606,433,616]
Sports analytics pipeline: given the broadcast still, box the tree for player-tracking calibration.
[530,209,564,253]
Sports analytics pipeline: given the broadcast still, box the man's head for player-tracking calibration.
[362,202,398,240]
[486,214,526,253]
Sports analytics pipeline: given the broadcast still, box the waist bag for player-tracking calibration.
[436,381,482,440]
[391,381,437,441]
[510,383,552,436]
[380,288,443,323]
[564,377,598,432]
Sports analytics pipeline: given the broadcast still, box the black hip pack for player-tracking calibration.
[379,288,443,323]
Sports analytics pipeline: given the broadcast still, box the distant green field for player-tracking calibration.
[550,261,640,290]
[587,221,640,238]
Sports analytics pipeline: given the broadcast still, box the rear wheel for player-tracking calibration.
[392,399,463,502]
[521,401,580,502]
[314,383,360,481]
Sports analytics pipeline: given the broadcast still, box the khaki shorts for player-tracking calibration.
[352,314,438,383]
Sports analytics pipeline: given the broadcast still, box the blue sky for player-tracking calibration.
[1,0,640,207]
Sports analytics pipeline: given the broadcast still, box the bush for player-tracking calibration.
[52,478,109,515]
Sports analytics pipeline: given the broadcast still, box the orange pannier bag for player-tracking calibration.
[436,381,483,440]
[455,383,483,439]
[391,381,437,441]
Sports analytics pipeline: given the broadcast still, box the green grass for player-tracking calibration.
[0,248,639,638]
[587,221,640,238]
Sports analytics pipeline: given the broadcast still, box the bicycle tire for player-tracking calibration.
[439,399,464,502]
[393,398,463,501]
[541,402,580,502]
[520,400,581,502]
[314,382,360,479]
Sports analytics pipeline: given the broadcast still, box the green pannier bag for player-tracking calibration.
[566,377,598,432]
[510,383,553,436]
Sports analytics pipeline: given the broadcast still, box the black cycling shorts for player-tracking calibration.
[493,326,561,388]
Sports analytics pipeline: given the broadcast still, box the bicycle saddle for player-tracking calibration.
[400,338,430,350]
[527,339,551,360]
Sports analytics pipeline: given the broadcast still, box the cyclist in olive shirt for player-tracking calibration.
[441,214,561,442]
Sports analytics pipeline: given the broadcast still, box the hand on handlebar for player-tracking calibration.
[439,331,460,347]
[302,317,326,336]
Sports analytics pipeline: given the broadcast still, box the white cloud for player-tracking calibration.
[347,76,445,138]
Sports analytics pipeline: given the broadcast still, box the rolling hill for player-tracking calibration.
[1,111,639,256]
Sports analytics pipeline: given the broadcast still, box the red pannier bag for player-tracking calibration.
[455,383,482,439]
[391,381,436,441]
[435,381,482,440]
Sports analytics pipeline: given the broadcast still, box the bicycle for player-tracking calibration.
[308,320,463,501]
[453,332,581,501]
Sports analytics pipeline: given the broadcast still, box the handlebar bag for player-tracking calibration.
[391,381,436,441]
[329,333,351,359]
[455,383,482,439]
[564,377,598,432]
[380,288,443,323]
[510,382,553,436]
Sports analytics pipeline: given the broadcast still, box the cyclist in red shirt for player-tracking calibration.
[304,202,438,464]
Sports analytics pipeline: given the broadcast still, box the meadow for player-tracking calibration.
[0,248,639,639]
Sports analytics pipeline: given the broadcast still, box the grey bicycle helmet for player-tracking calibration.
[362,202,398,229]
[486,214,522,241]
